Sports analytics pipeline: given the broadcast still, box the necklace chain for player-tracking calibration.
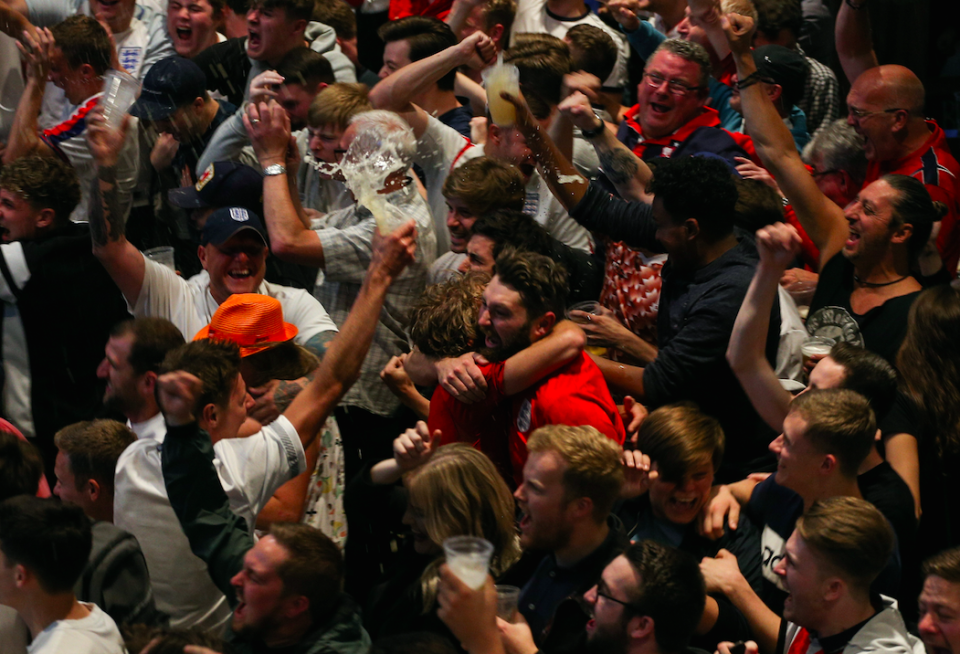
[853,273,909,288]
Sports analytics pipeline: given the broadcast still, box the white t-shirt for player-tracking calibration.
[114,414,306,630]
[27,603,125,654]
[415,116,593,253]
[0,34,23,142]
[131,260,338,343]
[510,0,630,90]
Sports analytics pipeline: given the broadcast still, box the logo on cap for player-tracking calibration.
[230,208,250,223]
[196,165,215,192]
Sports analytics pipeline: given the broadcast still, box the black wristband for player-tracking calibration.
[580,115,605,139]
[736,71,764,90]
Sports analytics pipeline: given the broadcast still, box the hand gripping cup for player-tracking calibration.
[443,536,494,590]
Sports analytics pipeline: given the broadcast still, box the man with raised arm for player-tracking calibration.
[157,219,415,653]
[721,13,939,364]
[834,0,960,275]
[86,108,339,424]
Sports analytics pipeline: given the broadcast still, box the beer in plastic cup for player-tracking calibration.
[443,536,494,590]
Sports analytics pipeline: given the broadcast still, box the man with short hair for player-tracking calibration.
[312,0,379,87]
[446,0,515,60]
[0,496,126,654]
[379,17,474,137]
[919,547,960,654]
[0,155,131,484]
[438,539,707,654]
[718,497,918,654]
[51,419,163,629]
[157,215,415,651]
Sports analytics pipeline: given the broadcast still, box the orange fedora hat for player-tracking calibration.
[194,293,298,357]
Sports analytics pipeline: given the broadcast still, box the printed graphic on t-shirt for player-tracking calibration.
[760,524,788,589]
[517,399,532,433]
[805,306,865,348]
[119,47,143,75]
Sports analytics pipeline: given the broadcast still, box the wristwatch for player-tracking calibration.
[263,164,287,176]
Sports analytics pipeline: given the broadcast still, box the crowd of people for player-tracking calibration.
[0,0,958,652]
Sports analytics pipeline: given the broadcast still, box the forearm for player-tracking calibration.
[455,72,488,118]
[262,171,325,266]
[3,77,43,163]
[727,477,759,505]
[593,356,645,399]
[548,110,575,164]
[90,164,146,305]
[727,261,792,430]
[835,0,878,84]
[397,387,430,420]
[724,578,781,654]
[0,2,31,39]
[370,46,467,111]
[502,319,585,395]
[524,122,589,212]
[445,0,474,38]
[370,457,403,485]
[588,127,652,202]
[614,330,659,365]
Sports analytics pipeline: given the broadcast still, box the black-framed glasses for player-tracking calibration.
[595,580,644,612]
[847,106,903,120]
[643,72,703,96]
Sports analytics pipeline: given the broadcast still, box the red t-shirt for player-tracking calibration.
[430,354,626,487]
[863,119,960,276]
[389,0,452,20]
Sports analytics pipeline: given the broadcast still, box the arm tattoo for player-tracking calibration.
[303,330,337,362]
[272,331,336,411]
[91,166,126,246]
[598,147,640,186]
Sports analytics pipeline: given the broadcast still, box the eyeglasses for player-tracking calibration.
[594,580,643,612]
[847,106,904,120]
[811,169,840,179]
[643,72,703,96]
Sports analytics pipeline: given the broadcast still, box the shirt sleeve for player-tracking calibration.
[623,20,665,60]
[569,181,661,251]
[132,258,206,341]
[196,110,250,174]
[0,242,31,303]
[269,284,339,345]
[213,415,307,528]
[141,10,177,78]
[26,0,76,27]
[315,218,377,285]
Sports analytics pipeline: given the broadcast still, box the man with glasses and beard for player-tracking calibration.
[437,539,706,654]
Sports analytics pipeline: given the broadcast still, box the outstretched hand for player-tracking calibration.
[394,420,442,473]
[157,371,203,427]
[621,448,658,498]
[244,100,291,165]
[721,12,756,56]
[499,90,539,138]
[458,31,497,69]
[371,219,417,278]
[756,222,803,272]
[558,90,603,133]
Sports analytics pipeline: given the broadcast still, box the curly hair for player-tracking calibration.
[409,272,491,358]
[646,155,738,242]
[0,155,80,225]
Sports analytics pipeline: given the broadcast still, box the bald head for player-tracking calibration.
[852,65,925,116]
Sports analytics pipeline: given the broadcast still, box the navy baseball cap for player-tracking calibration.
[168,162,265,216]
[753,45,809,110]
[201,207,268,246]
[130,56,208,121]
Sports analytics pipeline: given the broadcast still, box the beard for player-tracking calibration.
[477,323,533,363]
[584,615,631,654]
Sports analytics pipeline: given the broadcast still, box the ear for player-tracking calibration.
[822,576,844,603]
[531,311,557,341]
[13,563,30,589]
[200,402,218,430]
[890,108,910,133]
[489,23,505,47]
[820,453,837,474]
[767,83,784,104]
[78,63,97,82]
[192,96,206,111]
[282,593,311,619]
[487,121,502,145]
[139,370,158,397]
[198,244,208,269]
[36,207,56,231]
[628,614,655,640]
[837,170,853,196]
[682,217,700,240]
[568,495,594,521]
[317,82,329,93]
[292,18,307,37]
[890,221,913,245]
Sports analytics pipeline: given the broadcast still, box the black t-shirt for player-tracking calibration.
[438,105,474,139]
[807,253,919,364]
[192,38,252,107]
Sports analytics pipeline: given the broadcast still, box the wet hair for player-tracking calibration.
[565,24,617,82]
[801,119,868,190]
[753,0,803,41]
[0,155,81,226]
[505,34,572,110]
[471,210,554,260]
[622,540,706,653]
[649,39,711,91]
[111,318,186,376]
[50,15,112,75]
[409,272,491,359]
[923,546,960,584]
[54,420,136,496]
[828,342,897,422]
[795,496,894,591]
[442,157,525,216]
[160,339,242,414]
[312,0,357,39]
[275,47,335,88]
[269,523,345,621]
[0,431,43,500]
[0,496,92,593]
[349,110,417,170]
[897,285,960,457]
[527,425,624,522]
[379,17,459,90]
[634,403,724,484]
[406,444,521,612]
[493,247,568,319]
[646,156,738,242]
[253,0,314,23]
[308,83,372,130]
[787,389,876,478]
[881,173,938,261]
[733,177,785,232]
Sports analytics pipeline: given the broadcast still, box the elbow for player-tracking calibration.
[270,235,302,262]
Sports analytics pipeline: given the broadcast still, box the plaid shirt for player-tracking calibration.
[312,181,436,417]
[796,46,841,135]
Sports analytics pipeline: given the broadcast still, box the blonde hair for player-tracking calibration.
[721,0,758,21]
[527,425,623,522]
[406,444,521,613]
[308,83,373,131]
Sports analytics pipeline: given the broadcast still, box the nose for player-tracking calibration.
[247,7,259,22]
[918,611,938,636]
[176,5,189,19]
[231,569,245,589]
[96,357,109,379]
[773,557,786,577]
[769,434,783,455]
[478,305,491,328]
[514,482,525,502]
[457,257,471,274]
[244,392,255,411]
[584,584,598,606]
[309,133,322,152]
[378,65,391,80]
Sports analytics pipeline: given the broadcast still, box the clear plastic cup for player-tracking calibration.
[143,246,176,272]
[99,69,140,129]
[495,585,521,621]
[482,61,520,127]
[443,536,494,590]
[566,301,608,356]
[801,335,835,369]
